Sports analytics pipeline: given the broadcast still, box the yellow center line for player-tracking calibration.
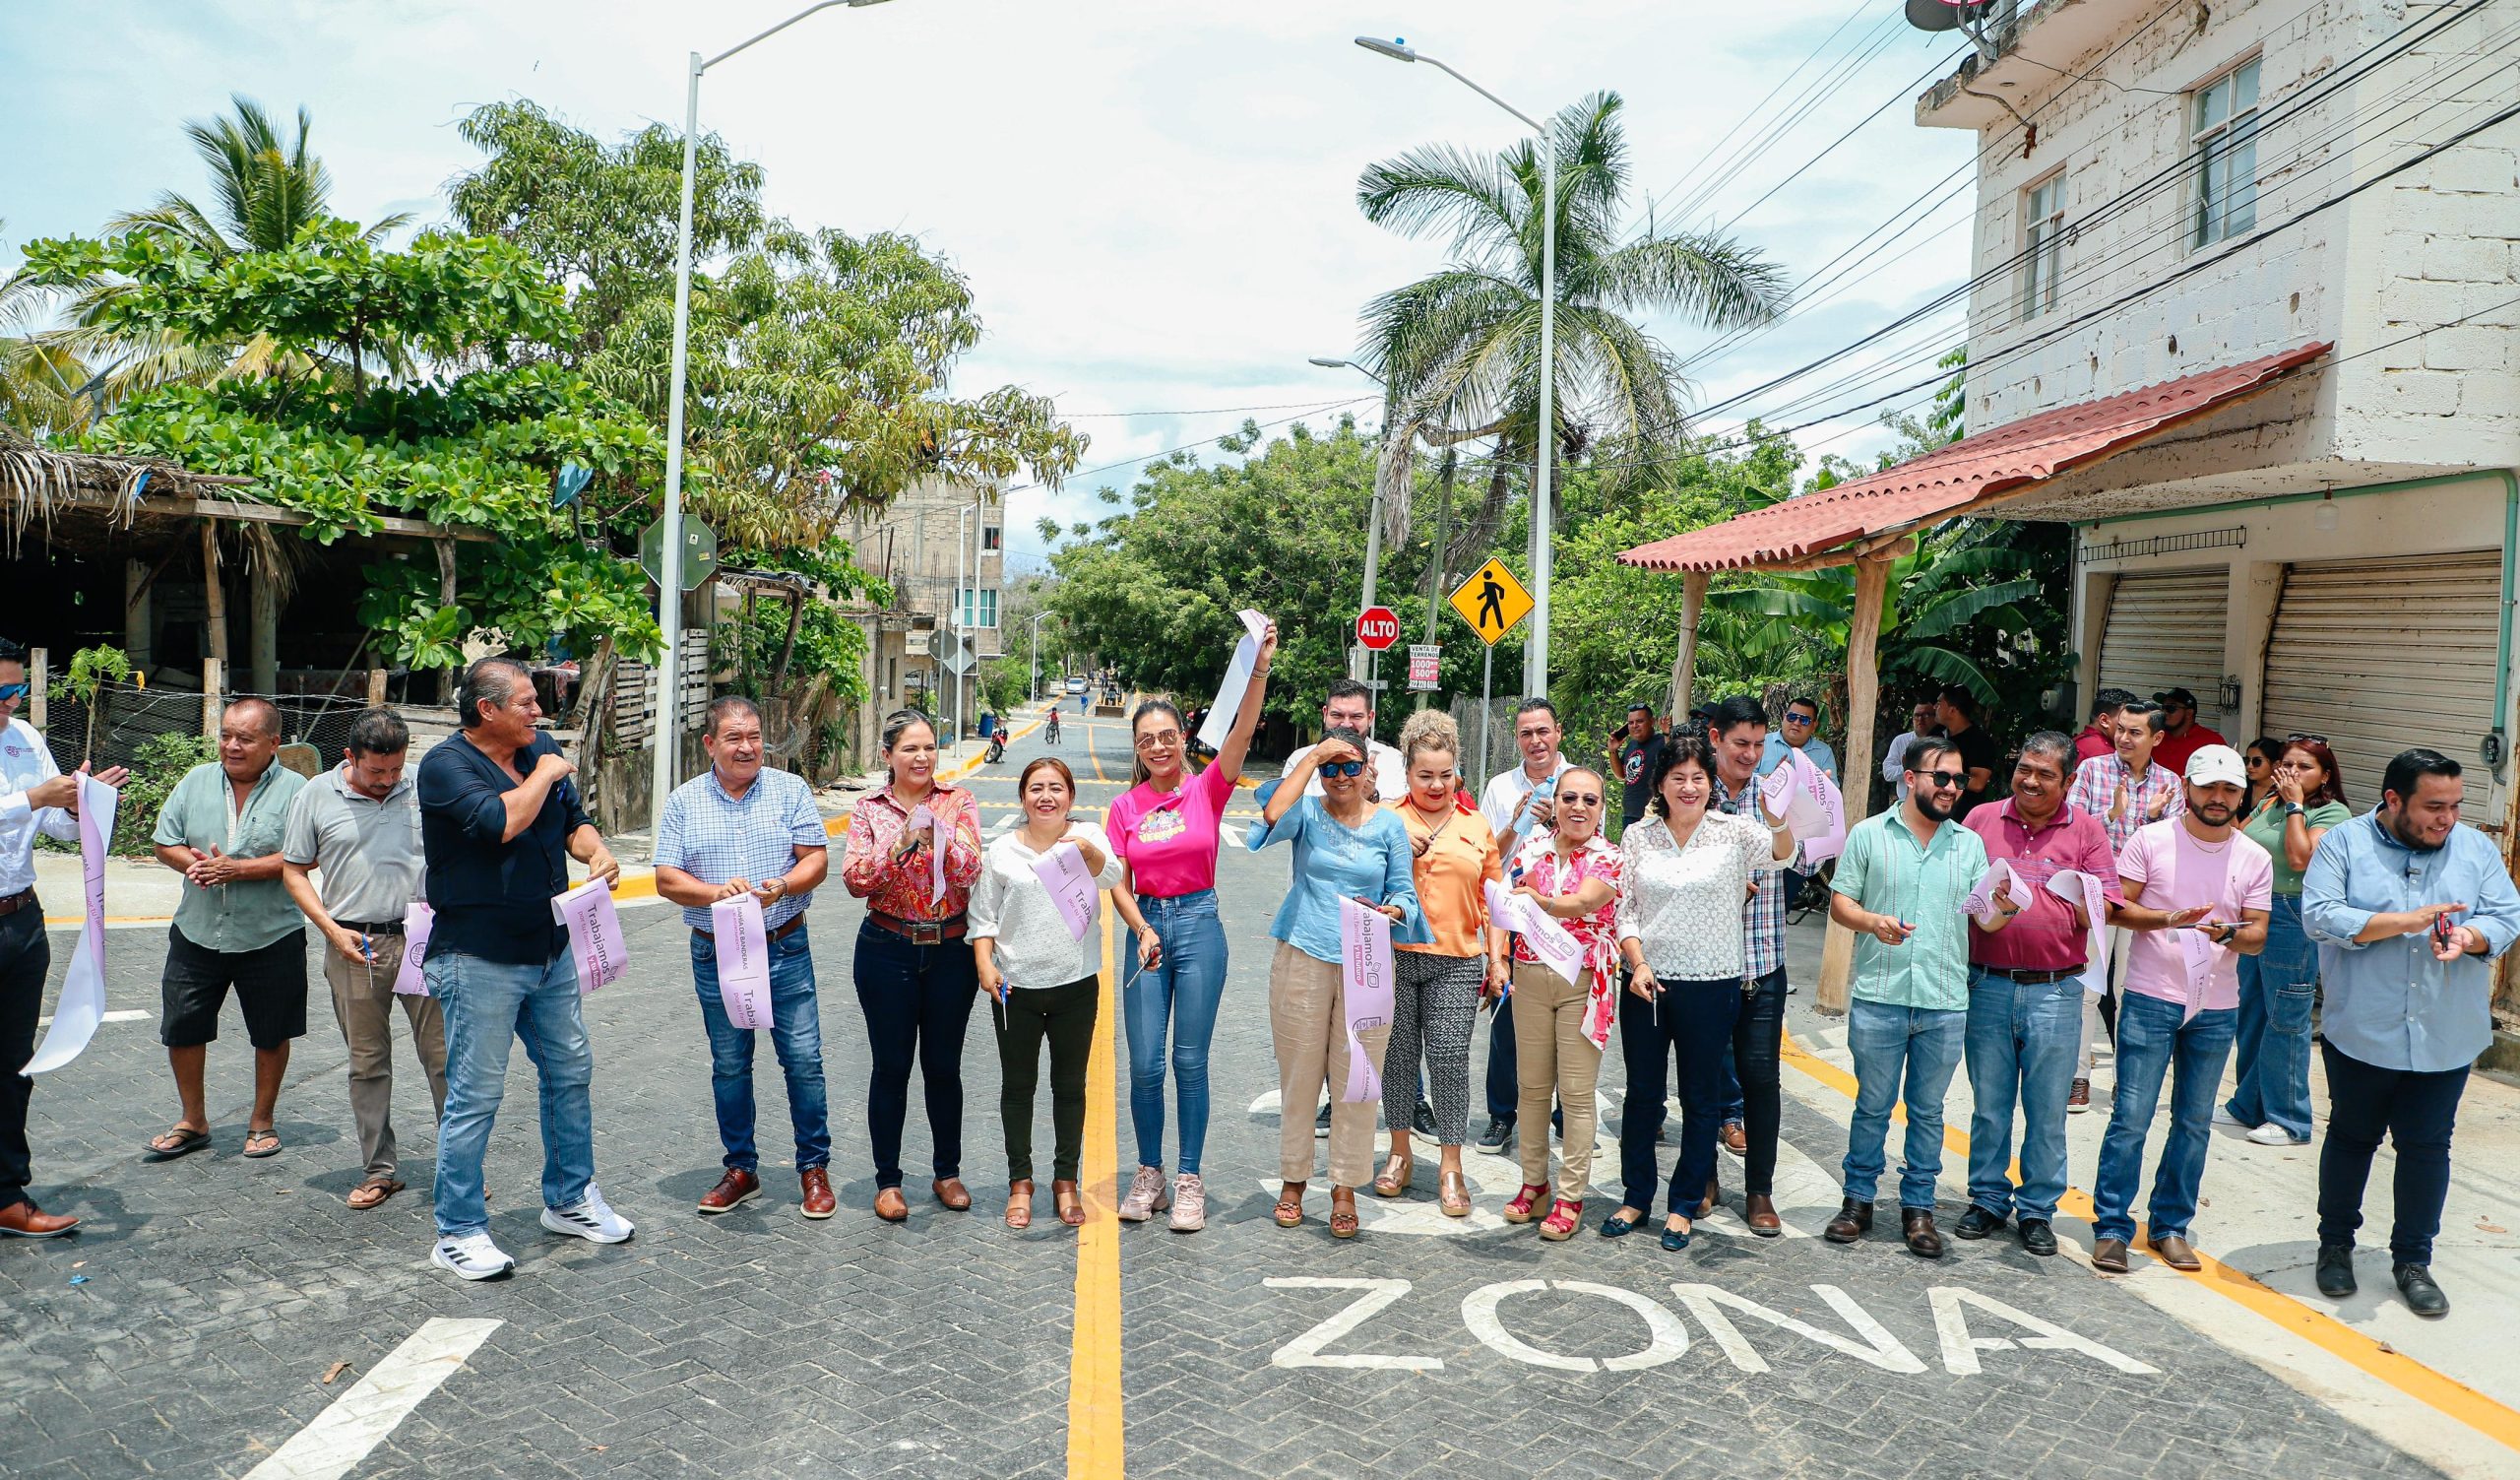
[1779,1026,2520,1452]
[1067,907,1124,1477]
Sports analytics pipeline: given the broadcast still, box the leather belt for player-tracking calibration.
[869,911,966,944]
[0,888,35,919]
[693,913,808,945]
[339,919,406,936]
[1985,965,2082,985]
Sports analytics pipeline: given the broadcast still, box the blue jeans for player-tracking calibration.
[428,948,596,1239]
[689,926,830,1173]
[2092,993,2236,1244]
[1964,967,2082,1222]
[2228,894,2315,1140]
[1842,997,1966,1209]
[1122,890,1228,1175]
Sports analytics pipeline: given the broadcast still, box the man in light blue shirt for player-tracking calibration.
[2300,747,2520,1319]
[1758,695,1838,782]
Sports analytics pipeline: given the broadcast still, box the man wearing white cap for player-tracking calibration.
[2087,743,2273,1275]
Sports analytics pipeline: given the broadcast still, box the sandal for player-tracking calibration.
[1438,1168,1472,1218]
[241,1128,283,1159]
[1501,1183,1549,1224]
[1274,1184,1306,1228]
[1329,1191,1359,1240]
[144,1125,212,1162]
[346,1177,405,1210]
[1370,1153,1415,1199]
[1053,1180,1085,1228]
[1005,1179,1035,1230]
[1540,1198,1583,1242]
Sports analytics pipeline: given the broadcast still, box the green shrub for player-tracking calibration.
[113,732,215,856]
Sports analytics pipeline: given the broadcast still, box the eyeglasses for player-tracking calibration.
[1784,713,1815,725]
[1132,731,1183,752]
[1556,791,1603,806]
[2244,755,2271,767]
[1319,760,1365,779]
[0,683,24,703]
[1916,770,1967,790]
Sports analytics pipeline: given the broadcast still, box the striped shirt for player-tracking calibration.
[1714,774,1812,979]
[2066,753,2185,854]
[655,766,829,930]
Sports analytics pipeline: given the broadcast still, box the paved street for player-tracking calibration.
[5,705,2519,1478]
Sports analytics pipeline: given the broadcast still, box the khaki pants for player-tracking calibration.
[322,935,449,1180]
[1513,962,1604,1203]
[1270,941,1390,1188]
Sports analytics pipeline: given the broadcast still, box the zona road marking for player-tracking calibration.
[240,1317,501,1480]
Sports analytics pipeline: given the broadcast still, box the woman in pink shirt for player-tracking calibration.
[1104,620,1277,1232]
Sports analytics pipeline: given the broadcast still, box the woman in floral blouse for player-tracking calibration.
[1499,766,1622,1241]
[841,709,986,1223]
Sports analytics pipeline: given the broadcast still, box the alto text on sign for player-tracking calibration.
[1354,606,1403,651]
[1449,559,1533,647]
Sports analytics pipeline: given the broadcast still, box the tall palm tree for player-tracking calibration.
[1356,92,1791,562]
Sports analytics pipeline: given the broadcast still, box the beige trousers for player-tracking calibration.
[322,935,449,1180]
[1513,962,1604,1203]
[1270,940,1391,1188]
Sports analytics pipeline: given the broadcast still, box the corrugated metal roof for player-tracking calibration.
[1615,342,2331,573]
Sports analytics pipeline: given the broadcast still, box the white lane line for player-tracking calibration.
[241,1318,501,1480]
[36,1008,150,1028]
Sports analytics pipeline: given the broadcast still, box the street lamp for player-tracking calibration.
[1310,356,1391,681]
[650,0,896,855]
[1354,34,1556,696]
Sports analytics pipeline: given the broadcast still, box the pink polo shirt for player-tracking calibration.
[1105,763,1235,899]
[1964,798,2122,973]
[2117,819,2274,1013]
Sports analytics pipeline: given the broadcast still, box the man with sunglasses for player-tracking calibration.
[0,648,126,1237]
[1757,695,1838,784]
[2149,688,2227,779]
[1474,698,1574,1153]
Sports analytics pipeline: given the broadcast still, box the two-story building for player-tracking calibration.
[836,475,1005,756]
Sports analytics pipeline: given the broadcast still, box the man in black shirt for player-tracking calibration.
[1613,704,1669,831]
[1935,685,2002,820]
[416,657,627,1280]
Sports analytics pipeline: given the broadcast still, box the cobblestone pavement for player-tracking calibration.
[0,708,2492,1478]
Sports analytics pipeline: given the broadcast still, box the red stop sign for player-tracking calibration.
[1354,606,1402,651]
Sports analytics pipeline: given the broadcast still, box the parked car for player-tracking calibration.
[1065,676,1088,696]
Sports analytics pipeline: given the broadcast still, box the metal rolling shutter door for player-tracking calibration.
[2260,552,2502,798]
[2097,569,2232,727]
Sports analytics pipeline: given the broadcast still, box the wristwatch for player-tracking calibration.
[2284,802,2305,817]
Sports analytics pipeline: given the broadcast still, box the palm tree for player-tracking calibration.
[1356,92,1792,563]
[2,96,410,408]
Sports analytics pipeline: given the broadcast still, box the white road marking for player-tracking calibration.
[240,1317,501,1480]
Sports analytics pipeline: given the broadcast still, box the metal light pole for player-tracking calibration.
[1355,35,1556,696]
[1028,611,1054,700]
[651,0,895,854]
[1310,356,1390,681]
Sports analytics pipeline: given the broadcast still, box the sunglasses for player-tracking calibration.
[1132,731,1183,752]
[1784,713,1815,725]
[2245,755,2271,766]
[0,683,25,703]
[2286,733,2327,745]
[1319,760,1366,779]
[1556,790,1603,806]
[1915,770,1967,790]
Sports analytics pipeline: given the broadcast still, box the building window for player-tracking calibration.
[958,588,999,628]
[2191,57,2261,249]
[2021,171,2066,320]
[981,524,1002,552]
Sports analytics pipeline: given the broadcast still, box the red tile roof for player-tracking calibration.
[1616,342,2331,572]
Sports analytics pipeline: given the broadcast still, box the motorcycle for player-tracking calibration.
[985,727,1008,765]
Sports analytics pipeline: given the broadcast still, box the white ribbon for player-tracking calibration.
[24,775,116,1074]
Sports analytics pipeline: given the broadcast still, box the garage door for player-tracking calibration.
[2097,568,2231,728]
[2260,552,2502,799]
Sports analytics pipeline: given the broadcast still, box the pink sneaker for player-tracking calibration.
[1117,1165,1169,1222]
[1168,1174,1206,1233]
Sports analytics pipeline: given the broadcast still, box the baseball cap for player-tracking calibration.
[2154,687,2198,708]
[2184,743,2247,788]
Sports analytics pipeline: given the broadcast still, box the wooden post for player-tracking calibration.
[201,521,228,681]
[365,668,389,708]
[124,557,154,674]
[1815,553,1893,1015]
[249,569,279,696]
[1668,569,1708,722]
[202,656,224,740]
[27,648,45,732]
[435,539,459,704]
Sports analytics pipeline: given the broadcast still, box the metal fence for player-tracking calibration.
[38,680,369,777]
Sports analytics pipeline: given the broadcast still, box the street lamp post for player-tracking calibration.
[1309,356,1390,682]
[1354,35,1555,697]
[651,0,896,855]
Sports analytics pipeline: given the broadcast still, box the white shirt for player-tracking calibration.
[0,718,74,895]
[967,823,1126,990]
[1883,731,1921,801]
[1614,811,1792,982]
[1480,754,1572,856]
[1303,739,1407,804]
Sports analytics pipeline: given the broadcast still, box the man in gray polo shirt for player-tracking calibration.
[282,708,443,1209]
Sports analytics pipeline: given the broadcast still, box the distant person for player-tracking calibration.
[1934,686,2000,819]
[1612,703,1668,831]
[1881,698,1940,803]
[2239,736,2283,817]
[2225,738,2350,1148]
[2149,687,2227,777]
[2075,688,2137,764]
[1758,695,1838,782]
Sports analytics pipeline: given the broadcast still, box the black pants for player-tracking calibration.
[994,975,1099,1184]
[1618,975,1739,1214]
[1483,995,1519,1122]
[0,907,50,1213]
[2317,1040,2470,1266]
[851,920,978,1190]
[1731,967,1789,1196]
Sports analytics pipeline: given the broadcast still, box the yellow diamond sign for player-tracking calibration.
[1449,559,1533,647]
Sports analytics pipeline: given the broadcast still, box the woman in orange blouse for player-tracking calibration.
[841,709,986,1222]
[1373,711,1505,1217]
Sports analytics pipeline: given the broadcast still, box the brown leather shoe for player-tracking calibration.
[2092,1237,2130,1273]
[1901,1208,1944,1259]
[874,1186,910,1222]
[1693,1176,1720,1220]
[2147,1233,2202,1271]
[1720,1121,1747,1156]
[0,1200,78,1238]
[798,1167,835,1220]
[932,1177,973,1211]
[696,1168,760,1214]
[1824,1197,1874,1244]
[1743,1192,1782,1238]
[2068,1078,2092,1113]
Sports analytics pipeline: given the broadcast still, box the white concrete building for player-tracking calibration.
[836,475,1005,754]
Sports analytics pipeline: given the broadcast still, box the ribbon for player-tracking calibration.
[1483,879,1583,989]
[1759,745,1846,863]
[1962,859,2019,924]
[2176,925,2218,1023]
[1194,609,1272,752]
[24,775,116,1074]
[551,878,630,994]
[392,902,435,997]
[1031,839,1098,941]
[1336,895,1395,1104]
[2044,870,2112,993]
[905,803,949,905]
[709,892,775,1031]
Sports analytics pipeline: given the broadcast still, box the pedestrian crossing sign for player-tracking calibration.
[1448,559,1533,647]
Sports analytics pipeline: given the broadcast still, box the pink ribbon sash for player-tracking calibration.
[1336,896,1395,1104]
[552,879,630,994]
[392,902,435,997]
[24,775,116,1074]
[709,892,775,1030]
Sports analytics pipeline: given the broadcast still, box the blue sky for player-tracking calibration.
[1,0,1980,572]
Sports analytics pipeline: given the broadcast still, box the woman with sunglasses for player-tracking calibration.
[1498,766,1622,1241]
[1103,621,1276,1232]
[1372,711,1503,1217]
[2240,738,2284,817]
[1607,737,1795,1251]
[2228,736,2350,1146]
[1250,728,1428,1238]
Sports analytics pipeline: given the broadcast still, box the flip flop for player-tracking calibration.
[144,1126,211,1162]
[241,1128,283,1159]
[346,1178,405,1210]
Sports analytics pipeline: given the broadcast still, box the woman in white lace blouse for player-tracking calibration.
[1606,735,1794,1252]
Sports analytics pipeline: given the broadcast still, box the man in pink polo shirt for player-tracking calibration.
[1956,732,2123,1257]
[2088,743,2274,1275]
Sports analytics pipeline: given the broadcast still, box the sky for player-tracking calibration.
[1,0,1982,577]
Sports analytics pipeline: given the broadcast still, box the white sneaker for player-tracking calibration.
[2246,1122,2303,1146]
[541,1184,636,1244]
[1168,1173,1206,1233]
[431,1231,516,1281]
[1117,1164,1169,1222]
[2212,1106,2247,1128]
